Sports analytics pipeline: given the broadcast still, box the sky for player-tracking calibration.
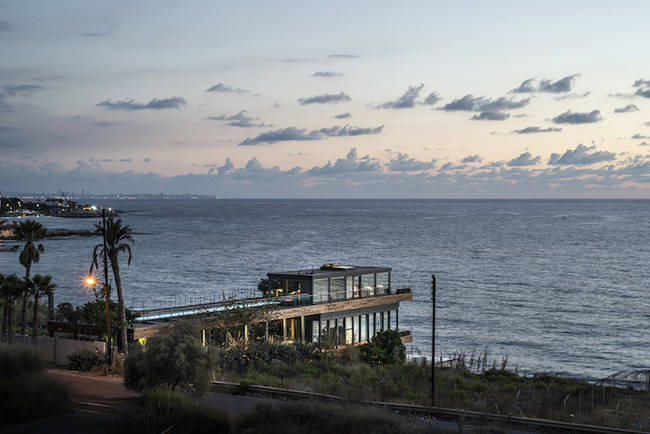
[1,0,650,198]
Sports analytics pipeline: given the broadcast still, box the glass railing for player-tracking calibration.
[276,287,411,307]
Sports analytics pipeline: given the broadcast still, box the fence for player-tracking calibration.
[14,335,106,366]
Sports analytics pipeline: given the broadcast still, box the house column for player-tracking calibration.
[300,316,305,342]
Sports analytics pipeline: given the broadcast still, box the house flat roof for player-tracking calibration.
[268,265,391,279]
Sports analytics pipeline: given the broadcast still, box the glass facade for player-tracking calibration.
[376,272,389,295]
[361,274,375,297]
[313,278,328,304]
[346,276,354,299]
[330,277,346,301]
[360,315,368,342]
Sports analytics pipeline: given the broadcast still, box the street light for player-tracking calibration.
[431,273,436,408]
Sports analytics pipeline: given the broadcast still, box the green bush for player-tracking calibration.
[113,387,230,434]
[124,322,210,394]
[211,341,320,374]
[0,344,48,379]
[0,374,70,426]
[359,330,406,365]
[68,350,103,372]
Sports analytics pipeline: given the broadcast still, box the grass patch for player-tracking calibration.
[0,373,70,426]
[0,344,48,378]
[211,344,650,431]
[113,387,230,434]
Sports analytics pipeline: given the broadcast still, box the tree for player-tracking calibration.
[124,322,210,394]
[30,275,55,345]
[90,217,134,354]
[56,302,83,340]
[359,330,406,365]
[257,278,269,297]
[0,274,25,344]
[15,220,46,335]
[56,295,135,342]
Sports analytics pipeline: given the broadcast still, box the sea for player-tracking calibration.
[1,199,648,380]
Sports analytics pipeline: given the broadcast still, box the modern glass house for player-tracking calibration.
[127,263,413,349]
[265,263,412,347]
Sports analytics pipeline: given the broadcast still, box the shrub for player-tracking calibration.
[0,374,70,426]
[0,344,48,379]
[68,350,103,372]
[113,387,230,434]
[124,322,210,394]
[359,330,406,365]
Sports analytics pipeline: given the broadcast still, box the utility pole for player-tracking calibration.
[102,208,112,367]
[431,273,436,407]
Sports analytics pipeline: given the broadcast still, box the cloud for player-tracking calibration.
[239,124,383,145]
[548,144,616,165]
[461,154,482,163]
[239,127,319,145]
[387,153,436,172]
[632,134,649,139]
[512,126,562,134]
[318,125,384,137]
[143,158,151,163]
[0,21,10,32]
[512,74,579,93]
[633,79,650,88]
[379,83,425,109]
[0,94,12,111]
[307,148,380,175]
[298,92,351,105]
[471,110,509,121]
[539,75,579,93]
[120,158,132,163]
[92,121,116,128]
[3,146,650,197]
[554,92,591,100]
[97,96,187,110]
[328,54,360,59]
[423,91,441,106]
[311,71,342,78]
[334,112,351,119]
[204,110,270,128]
[3,84,45,97]
[551,110,602,124]
[507,152,541,167]
[615,104,639,113]
[442,95,529,113]
[205,83,249,94]
[512,78,536,93]
[639,141,650,147]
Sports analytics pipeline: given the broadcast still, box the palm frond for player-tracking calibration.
[90,244,104,274]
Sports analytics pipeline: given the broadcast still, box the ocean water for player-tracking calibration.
[1,199,648,379]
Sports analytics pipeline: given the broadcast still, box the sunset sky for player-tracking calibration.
[1,1,650,197]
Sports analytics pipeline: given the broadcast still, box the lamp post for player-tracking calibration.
[431,273,436,407]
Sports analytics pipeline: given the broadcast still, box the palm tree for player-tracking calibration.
[91,217,134,354]
[15,220,46,335]
[1,274,24,344]
[30,274,55,345]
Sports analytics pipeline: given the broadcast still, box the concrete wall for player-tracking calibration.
[14,335,107,366]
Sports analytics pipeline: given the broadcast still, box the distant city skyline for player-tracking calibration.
[1,1,650,198]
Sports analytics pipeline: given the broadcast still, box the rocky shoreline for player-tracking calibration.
[0,228,99,241]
